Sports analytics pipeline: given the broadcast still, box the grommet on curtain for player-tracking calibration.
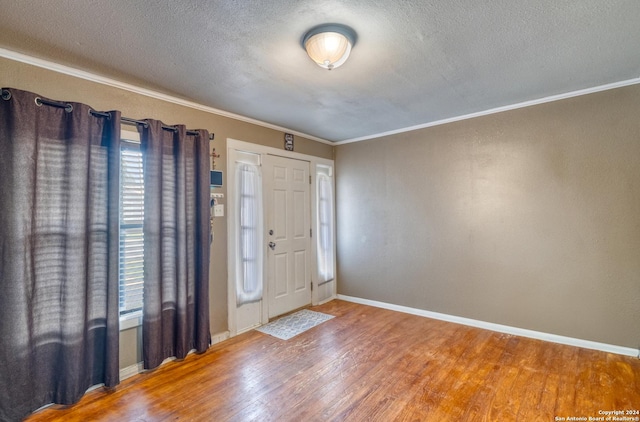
[162,125,178,133]
[1,89,11,101]
[121,116,149,128]
[89,109,111,120]
[35,96,73,113]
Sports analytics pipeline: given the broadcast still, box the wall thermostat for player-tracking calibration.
[210,170,223,187]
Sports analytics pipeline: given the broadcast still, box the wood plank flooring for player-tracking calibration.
[25,300,640,421]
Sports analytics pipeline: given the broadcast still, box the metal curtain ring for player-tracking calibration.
[35,96,73,113]
[89,109,112,120]
[1,89,11,101]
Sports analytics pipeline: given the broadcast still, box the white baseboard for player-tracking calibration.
[317,294,338,306]
[118,330,232,380]
[211,330,231,345]
[337,295,639,358]
[237,323,262,335]
[119,362,145,381]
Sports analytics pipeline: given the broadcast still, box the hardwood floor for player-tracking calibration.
[26,300,640,421]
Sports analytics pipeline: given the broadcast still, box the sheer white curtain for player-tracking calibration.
[235,156,264,305]
[316,167,335,284]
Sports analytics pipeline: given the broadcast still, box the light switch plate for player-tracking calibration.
[213,204,224,217]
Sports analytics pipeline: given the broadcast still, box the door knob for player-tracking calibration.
[268,241,276,250]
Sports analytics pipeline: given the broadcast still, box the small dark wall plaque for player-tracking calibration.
[210,170,223,187]
[284,133,294,151]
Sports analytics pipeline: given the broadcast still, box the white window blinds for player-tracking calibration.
[119,144,144,316]
[316,167,335,284]
[235,154,264,305]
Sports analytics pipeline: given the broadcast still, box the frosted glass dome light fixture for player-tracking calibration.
[302,24,357,70]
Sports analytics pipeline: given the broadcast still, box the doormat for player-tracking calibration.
[255,309,334,340]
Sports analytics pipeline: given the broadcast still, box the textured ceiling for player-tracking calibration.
[0,0,639,142]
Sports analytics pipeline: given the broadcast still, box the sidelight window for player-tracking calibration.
[234,153,264,305]
[316,166,335,284]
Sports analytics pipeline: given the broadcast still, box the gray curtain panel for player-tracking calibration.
[0,88,121,421]
[139,120,211,370]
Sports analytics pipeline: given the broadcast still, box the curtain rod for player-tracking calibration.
[1,89,214,140]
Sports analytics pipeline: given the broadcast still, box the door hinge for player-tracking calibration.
[310,228,312,238]
[310,175,312,184]
[311,282,313,291]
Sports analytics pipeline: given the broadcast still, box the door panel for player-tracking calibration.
[294,250,307,291]
[293,190,306,238]
[273,190,287,240]
[274,253,288,297]
[265,155,311,318]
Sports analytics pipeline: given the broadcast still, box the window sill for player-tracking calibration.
[119,312,142,331]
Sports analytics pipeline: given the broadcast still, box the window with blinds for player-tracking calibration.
[119,143,144,316]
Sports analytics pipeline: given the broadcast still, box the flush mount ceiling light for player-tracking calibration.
[302,24,357,70]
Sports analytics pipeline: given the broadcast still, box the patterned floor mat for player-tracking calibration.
[255,309,335,340]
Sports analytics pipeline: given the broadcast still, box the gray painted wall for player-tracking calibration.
[336,85,640,349]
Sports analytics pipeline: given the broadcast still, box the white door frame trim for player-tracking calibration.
[227,138,336,337]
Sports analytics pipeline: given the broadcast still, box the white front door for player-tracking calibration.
[264,155,312,318]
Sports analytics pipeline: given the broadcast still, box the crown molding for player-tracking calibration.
[336,76,640,145]
[3,47,639,146]
[0,47,333,145]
